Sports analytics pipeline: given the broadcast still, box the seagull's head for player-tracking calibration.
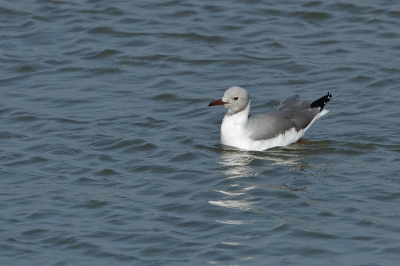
[208,86,250,115]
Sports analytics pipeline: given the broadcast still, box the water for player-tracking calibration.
[1,0,400,265]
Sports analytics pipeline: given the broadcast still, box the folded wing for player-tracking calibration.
[247,94,321,141]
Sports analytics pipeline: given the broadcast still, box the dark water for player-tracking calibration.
[1,0,400,265]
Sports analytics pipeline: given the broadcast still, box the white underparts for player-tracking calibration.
[220,105,329,151]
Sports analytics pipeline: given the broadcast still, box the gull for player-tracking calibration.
[208,86,332,151]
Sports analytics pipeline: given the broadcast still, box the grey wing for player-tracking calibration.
[247,94,320,141]
[277,94,310,112]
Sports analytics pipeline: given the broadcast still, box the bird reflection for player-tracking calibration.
[209,144,309,216]
[219,144,307,178]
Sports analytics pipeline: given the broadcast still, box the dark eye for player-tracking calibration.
[233,97,239,100]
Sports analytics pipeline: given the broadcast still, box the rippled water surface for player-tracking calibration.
[1,0,400,265]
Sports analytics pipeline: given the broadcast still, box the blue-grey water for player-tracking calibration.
[1,0,400,265]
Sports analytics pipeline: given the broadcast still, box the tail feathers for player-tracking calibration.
[310,92,332,111]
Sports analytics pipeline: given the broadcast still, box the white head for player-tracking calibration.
[208,86,250,115]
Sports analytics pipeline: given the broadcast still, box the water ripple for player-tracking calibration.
[1,0,400,265]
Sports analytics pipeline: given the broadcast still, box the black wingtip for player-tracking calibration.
[310,92,332,111]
